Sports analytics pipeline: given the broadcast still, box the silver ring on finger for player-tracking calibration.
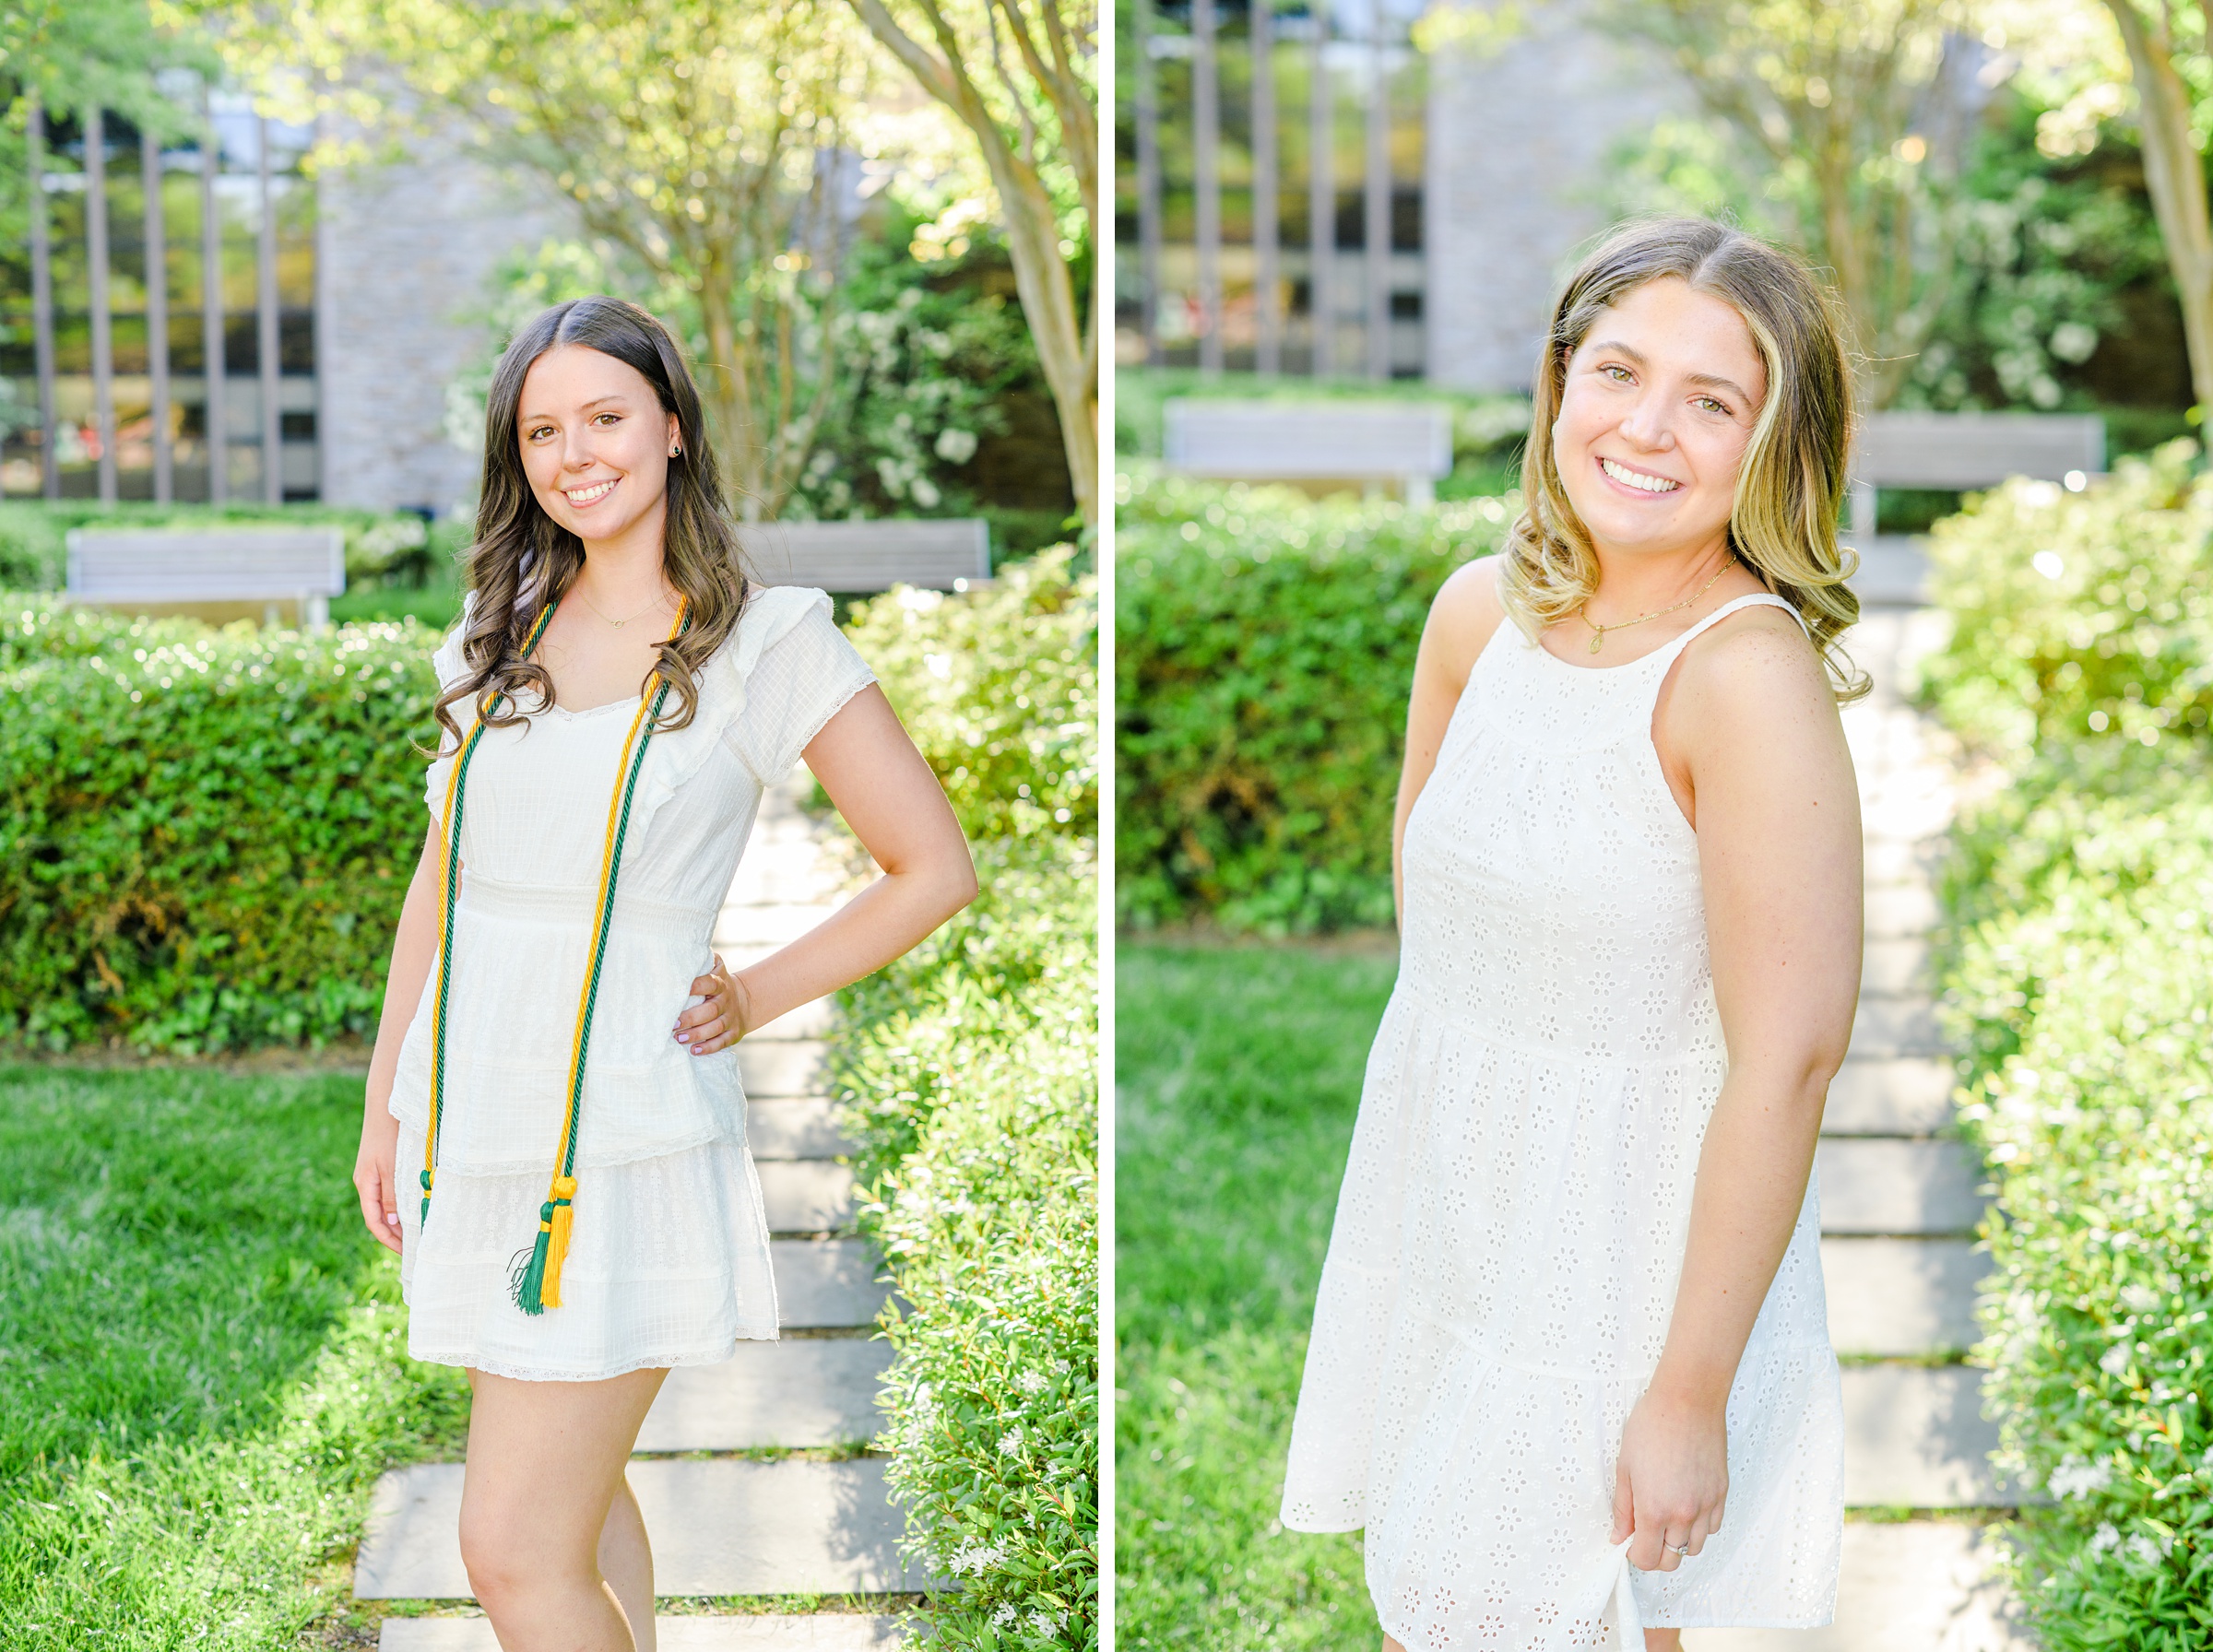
[1669,1540,1690,1556]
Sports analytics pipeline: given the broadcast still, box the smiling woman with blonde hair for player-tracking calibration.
[350,296,977,1652]
[1279,218,1865,1648]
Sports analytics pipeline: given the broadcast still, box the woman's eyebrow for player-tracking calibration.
[1589,338,1752,406]
[517,395,633,423]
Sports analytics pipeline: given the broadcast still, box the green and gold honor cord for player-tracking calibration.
[425,596,692,1316]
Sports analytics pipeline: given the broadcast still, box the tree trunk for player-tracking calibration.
[848,0,1099,529]
[2107,0,2213,411]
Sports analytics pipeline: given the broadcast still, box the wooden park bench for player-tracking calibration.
[1163,399,1455,504]
[66,527,347,628]
[735,519,992,591]
[1845,410,2105,604]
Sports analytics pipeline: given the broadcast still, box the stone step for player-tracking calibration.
[773,1239,890,1328]
[762,1161,857,1233]
[381,1616,907,1652]
[1682,1520,2031,1650]
[1841,1365,2017,1507]
[1848,996,1947,1059]
[1822,1238,1985,1357]
[1866,882,1942,939]
[637,1339,893,1451]
[1861,937,1931,997]
[1824,1057,1955,1136]
[355,1459,934,1598]
[741,1041,832,1100]
[749,1097,854,1160]
[750,997,839,1041]
[716,903,844,950]
[1818,1139,1982,1235]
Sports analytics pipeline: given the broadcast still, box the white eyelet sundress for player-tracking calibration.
[1281,590,1846,1648]
[386,584,876,1382]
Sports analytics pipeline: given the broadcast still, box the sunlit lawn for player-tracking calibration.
[1116,944,1396,1652]
[0,1064,468,1648]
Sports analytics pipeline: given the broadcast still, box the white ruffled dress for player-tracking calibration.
[387,584,875,1381]
[1281,594,1845,1646]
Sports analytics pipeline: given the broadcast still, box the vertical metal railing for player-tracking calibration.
[87,105,118,503]
[28,95,59,500]
[1192,0,1223,375]
[144,126,173,503]
[256,115,282,504]
[202,85,227,504]
[1308,0,1333,375]
[1252,0,1280,375]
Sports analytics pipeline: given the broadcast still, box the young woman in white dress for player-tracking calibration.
[1281,218,1866,1648]
[349,296,976,1652]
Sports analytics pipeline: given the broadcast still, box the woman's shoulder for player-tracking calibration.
[1668,594,1834,732]
[1425,554,1511,679]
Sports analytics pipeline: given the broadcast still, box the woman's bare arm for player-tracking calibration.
[1611,613,1863,1571]
[674,685,977,1051]
[1391,557,1507,924]
[354,822,444,1253]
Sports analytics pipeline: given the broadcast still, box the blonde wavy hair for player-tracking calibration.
[1501,217,1869,702]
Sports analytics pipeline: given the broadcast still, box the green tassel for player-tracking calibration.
[510,1201,556,1316]
[420,1167,433,1226]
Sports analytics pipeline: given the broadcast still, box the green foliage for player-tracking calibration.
[0,1066,469,1647]
[1919,439,2213,768]
[1927,448,2213,1641]
[832,564,1098,1651]
[0,500,452,591]
[1116,946,1394,1650]
[0,599,438,1053]
[1116,469,1515,932]
[843,545,1096,841]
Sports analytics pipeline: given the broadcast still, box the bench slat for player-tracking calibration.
[1853,412,2103,489]
[66,529,348,601]
[1164,399,1454,483]
[735,520,991,591]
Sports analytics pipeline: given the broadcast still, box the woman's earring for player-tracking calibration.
[669,444,681,457]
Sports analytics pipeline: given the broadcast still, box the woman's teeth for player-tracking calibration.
[1600,457,1680,494]
[565,478,619,505]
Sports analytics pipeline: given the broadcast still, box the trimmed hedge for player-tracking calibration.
[0,501,460,590]
[0,599,438,1053]
[831,550,1099,1650]
[1926,454,2213,1642]
[1116,467,1514,932]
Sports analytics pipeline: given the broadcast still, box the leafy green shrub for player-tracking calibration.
[0,599,437,1053]
[844,545,1096,841]
[1116,467,1514,932]
[833,562,1098,1651]
[0,502,448,591]
[1925,450,2213,1642]
[1920,439,2213,765]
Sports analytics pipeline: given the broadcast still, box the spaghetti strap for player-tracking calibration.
[1662,592,1807,656]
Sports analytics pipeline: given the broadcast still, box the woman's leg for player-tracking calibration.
[459,1366,669,1652]
[1645,1632,1683,1649]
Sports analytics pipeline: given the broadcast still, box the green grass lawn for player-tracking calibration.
[1115,943,1397,1652]
[0,1063,469,1647]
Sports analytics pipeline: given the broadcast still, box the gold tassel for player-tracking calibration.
[541,1176,577,1309]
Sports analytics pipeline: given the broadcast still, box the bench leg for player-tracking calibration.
[307,593,329,630]
[1847,478,1877,540]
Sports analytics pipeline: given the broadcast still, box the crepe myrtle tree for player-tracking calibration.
[201,0,878,518]
[850,0,1098,527]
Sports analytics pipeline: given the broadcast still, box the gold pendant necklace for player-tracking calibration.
[1579,559,1737,655]
[574,583,671,630]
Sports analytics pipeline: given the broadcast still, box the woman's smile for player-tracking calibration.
[1596,455,1683,496]
[563,476,621,508]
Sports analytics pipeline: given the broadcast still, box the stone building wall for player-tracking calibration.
[1423,2,1686,393]
[315,139,570,513]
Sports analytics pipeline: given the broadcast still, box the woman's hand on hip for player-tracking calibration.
[353,1102,404,1256]
[1610,1386,1729,1573]
[674,953,752,1056]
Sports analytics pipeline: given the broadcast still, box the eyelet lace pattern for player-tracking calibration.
[1280,596,1844,1644]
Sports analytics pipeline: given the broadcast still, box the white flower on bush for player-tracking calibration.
[1015,1368,1051,1396]
[2048,1457,2112,1499]
[1025,1608,1065,1638]
[945,1538,1008,1577]
[935,428,979,465]
[2100,1340,2134,1377]
[990,1604,1018,1628]
[2089,1523,2120,1553]
[997,1426,1025,1457]
[2121,1283,2161,1313]
[2124,1533,2164,1564]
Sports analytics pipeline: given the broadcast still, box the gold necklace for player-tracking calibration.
[1577,559,1737,655]
[573,582,672,630]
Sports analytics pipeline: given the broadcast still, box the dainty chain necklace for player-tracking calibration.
[574,581,673,629]
[1577,559,1737,655]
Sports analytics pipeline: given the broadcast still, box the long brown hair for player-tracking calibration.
[1502,217,1868,702]
[432,296,751,752]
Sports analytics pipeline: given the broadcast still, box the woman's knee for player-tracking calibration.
[459,1502,592,1604]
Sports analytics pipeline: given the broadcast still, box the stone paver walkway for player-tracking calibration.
[360,768,917,1648]
[1686,548,2033,1649]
